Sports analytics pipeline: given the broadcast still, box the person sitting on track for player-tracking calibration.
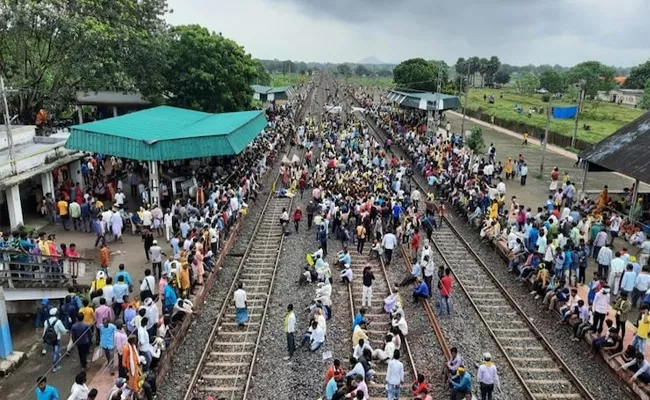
[412,277,430,303]
[340,263,353,284]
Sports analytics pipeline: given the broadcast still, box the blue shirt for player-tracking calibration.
[35,385,59,400]
[411,263,421,278]
[99,323,117,349]
[113,283,129,304]
[451,372,472,392]
[114,270,133,286]
[164,284,178,309]
[325,377,338,400]
[414,281,430,297]
[352,312,367,330]
[622,271,636,292]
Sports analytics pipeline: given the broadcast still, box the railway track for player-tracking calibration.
[182,78,320,400]
[347,252,418,399]
[346,89,599,400]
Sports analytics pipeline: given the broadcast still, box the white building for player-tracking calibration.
[0,125,83,229]
[597,89,644,106]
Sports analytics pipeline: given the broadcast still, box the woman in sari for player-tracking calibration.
[549,167,560,192]
[122,336,141,395]
[595,185,609,215]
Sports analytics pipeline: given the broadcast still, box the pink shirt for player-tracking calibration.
[95,305,114,327]
[114,329,128,355]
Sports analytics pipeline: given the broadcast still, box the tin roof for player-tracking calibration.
[65,106,267,161]
[580,110,650,183]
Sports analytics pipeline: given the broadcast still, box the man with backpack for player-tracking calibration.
[42,307,68,372]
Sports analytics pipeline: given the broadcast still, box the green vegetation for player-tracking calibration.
[466,88,645,143]
[269,73,308,87]
[0,0,269,122]
[342,75,394,88]
[467,126,485,153]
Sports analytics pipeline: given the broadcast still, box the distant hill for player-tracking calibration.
[359,56,384,65]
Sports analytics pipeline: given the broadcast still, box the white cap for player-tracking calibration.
[483,352,492,360]
[152,240,158,245]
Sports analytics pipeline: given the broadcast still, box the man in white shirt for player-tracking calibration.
[234,283,248,326]
[386,349,405,400]
[163,210,173,242]
[496,178,506,196]
[382,231,397,264]
[477,352,501,398]
[113,188,126,207]
[283,304,296,360]
[149,240,164,280]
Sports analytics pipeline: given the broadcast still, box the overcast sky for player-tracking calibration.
[166,0,650,67]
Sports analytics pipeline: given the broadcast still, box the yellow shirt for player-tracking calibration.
[57,200,68,216]
[356,226,366,239]
[638,315,650,339]
[38,240,50,256]
[80,306,95,324]
[489,203,498,219]
[352,325,368,347]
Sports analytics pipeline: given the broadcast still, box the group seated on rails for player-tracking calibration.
[352,86,650,397]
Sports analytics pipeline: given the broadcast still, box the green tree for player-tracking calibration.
[493,69,511,85]
[641,78,650,109]
[337,64,352,76]
[355,64,371,76]
[163,25,258,113]
[0,0,169,122]
[485,56,501,85]
[623,59,650,89]
[467,126,485,154]
[393,58,446,92]
[253,60,271,85]
[566,61,616,97]
[513,73,540,94]
[539,70,565,94]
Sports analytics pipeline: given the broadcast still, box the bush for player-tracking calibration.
[467,126,486,154]
[541,94,550,103]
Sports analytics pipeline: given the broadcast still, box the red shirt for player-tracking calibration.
[440,275,453,296]
[411,233,420,250]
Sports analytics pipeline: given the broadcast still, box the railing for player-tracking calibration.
[0,250,91,288]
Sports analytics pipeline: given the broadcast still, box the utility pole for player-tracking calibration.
[571,79,586,148]
[1,77,17,175]
[539,98,552,178]
[434,68,443,132]
[460,60,470,136]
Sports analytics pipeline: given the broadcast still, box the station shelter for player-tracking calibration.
[579,110,650,227]
[65,105,268,207]
[386,89,461,134]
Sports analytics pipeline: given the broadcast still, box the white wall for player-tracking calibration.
[0,126,35,151]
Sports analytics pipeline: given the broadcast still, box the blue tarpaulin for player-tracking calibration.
[552,106,578,119]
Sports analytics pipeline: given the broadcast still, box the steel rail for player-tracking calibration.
[183,76,320,400]
[346,89,602,400]
[398,247,453,362]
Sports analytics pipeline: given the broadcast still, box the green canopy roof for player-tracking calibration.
[387,90,461,111]
[65,106,267,161]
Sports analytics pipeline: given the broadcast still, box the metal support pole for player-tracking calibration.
[539,100,552,177]
[571,82,585,148]
[630,179,640,220]
[1,77,17,175]
[0,287,13,359]
[460,60,470,136]
[579,160,588,200]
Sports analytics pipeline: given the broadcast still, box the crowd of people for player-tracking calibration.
[17,97,306,400]
[355,86,650,388]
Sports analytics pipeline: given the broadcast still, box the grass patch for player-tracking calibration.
[342,75,394,88]
[269,73,308,87]
[466,88,645,143]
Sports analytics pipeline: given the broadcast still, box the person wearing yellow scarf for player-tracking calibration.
[477,352,501,398]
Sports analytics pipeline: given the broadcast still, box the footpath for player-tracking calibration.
[443,111,650,363]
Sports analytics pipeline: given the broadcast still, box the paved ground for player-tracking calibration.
[0,206,162,399]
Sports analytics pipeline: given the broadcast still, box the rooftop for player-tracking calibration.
[65,105,267,161]
[251,85,293,95]
[580,110,650,184]
[387,89,461,111]
[75,91,151,106]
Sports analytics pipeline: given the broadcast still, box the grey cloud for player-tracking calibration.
[269,0,650,62]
